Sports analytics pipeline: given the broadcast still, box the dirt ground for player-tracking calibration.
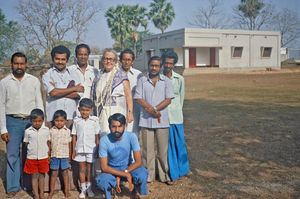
[0,69,300,198]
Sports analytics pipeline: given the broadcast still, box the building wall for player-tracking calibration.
[142,28,281,70]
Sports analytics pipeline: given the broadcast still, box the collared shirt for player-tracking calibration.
[168,71,185,124]
[23,125,50,160]
[0,73,44,134]
[121,67,142,93]
[71,115,100,153]
[42,67,83,121]
[134,74,174,128]
[68,64,98,98]
[50,126,72,158]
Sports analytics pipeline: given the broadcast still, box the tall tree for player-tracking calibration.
[127,5,148,55]
[105,5,132,50]
[17,0,101,54]
[72,1,100,44]
[271,8,300,47]
[149,0,175,33]
[189,0,228,29]
[0,9,20,63]
[233,0,274,30]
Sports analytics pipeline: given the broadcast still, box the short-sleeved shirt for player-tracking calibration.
[71,115,100,154]
[50,126,72,158]
[0,73,44,134]
[168,71,185,124]
[134,74,174,128]
[24,125,50,160]
[68,64,98,98]
[42,67,83,121]
[99,131,140,168]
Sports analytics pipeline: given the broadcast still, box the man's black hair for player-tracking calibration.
[108,113,126,126]
[75,43,91,56]
[51,45,71,61]
[30,109,44,120]
[161,50,178,65]
[52,109,67,121]
[119,48,135,61]
[148,56,161,66]
[11,52,27,63]
[79,98,93,109]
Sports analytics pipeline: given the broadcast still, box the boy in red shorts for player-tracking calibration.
[23,109,50,199]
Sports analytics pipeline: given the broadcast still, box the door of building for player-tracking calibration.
[189,48,196,68]
[210,48,215,67]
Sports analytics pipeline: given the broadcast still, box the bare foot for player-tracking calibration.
[65,192,71,198]
[128,182,135,192]
[47,193,54,199]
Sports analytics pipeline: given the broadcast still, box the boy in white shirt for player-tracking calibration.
[23,109,50,199]
[72,98,100,198]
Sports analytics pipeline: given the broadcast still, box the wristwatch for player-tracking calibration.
[124,169,129,173]
[153,106,158,112]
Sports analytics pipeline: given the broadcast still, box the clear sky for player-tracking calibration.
[1,0,299,49]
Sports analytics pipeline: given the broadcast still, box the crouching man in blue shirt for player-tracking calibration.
[96,113,148,199]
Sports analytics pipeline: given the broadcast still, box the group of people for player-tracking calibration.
[0,43,190,199]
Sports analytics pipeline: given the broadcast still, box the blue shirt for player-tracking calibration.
[99,131,140,168]
[134,74,174,128]
[42,67,83,121]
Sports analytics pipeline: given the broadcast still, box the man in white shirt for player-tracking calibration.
[119,49,142,138]
[68,44,98,99]
[42,45,84,128]
[0,52,44,197]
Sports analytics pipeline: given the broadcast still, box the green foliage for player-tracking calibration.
[0,9,20,63]
[105,4,148,54]
[238,0,264,19]
[105,5,132,50]
[113,30,152,55]
[149,0,175,33]
[236,0,266,30]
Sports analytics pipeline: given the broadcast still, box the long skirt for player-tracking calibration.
[167,124,190,181]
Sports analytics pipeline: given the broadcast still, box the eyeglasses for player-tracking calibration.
[104,57,115,62]
[122,58,133,62]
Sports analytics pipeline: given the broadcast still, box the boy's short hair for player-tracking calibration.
[108,113,126,126]
[30,109,44,120]
[51,45,70,61]
[52,110,67,121]
[79,98,93,109]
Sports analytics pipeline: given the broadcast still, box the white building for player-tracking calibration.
[140,28,281,71]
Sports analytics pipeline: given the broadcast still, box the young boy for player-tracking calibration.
[72,98,100,198]
[48,110,72,199]
[23,109,50,199]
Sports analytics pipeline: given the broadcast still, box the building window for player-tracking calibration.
[261,47,272,58]
[231,47,243,58]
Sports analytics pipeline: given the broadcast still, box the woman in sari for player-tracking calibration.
[91,48,133,136]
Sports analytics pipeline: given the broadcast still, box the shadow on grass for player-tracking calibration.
[0,149,6,192]
[183,98,300,198]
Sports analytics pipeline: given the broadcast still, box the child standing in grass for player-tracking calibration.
[23,109,50,199]
[48,110,72,199]
[72,98,100,198]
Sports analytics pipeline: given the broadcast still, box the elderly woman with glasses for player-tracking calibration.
[91,48,133,136]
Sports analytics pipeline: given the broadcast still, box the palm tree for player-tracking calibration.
[105,5,131,49]
[127,5,148,55]
[149,0,175,33]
